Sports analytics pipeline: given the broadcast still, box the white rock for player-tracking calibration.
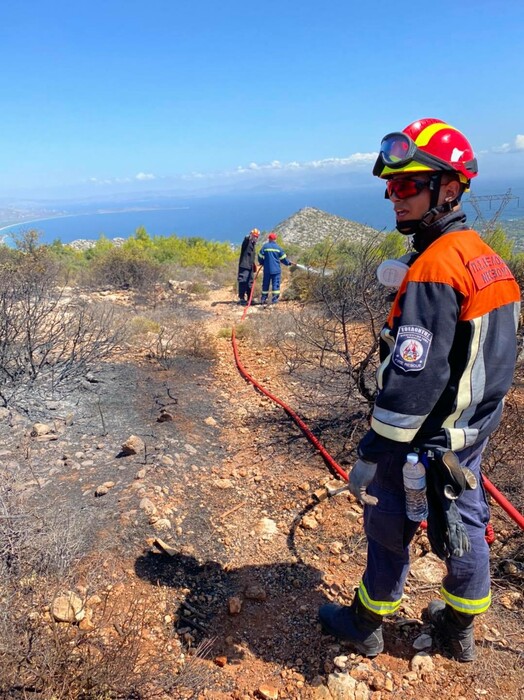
[255,517,278,536]
[410,652,435,674]
[139,498,157,515]
[153,518,172,532]
[52,592,85,623]
[121,435,145,455]
[327,671,370,699]
[409,553,446,584]
[31,422,52,437]
[333,654,348,669]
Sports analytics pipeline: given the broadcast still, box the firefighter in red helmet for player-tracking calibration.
[373,118,479,242]
[319,119,521,662]
[257,232,294,304]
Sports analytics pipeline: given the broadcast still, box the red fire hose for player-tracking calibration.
[482,475,524,530]
[231,273,524,533]
[233,270,348,483]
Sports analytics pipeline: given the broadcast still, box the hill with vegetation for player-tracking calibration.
[273,206,384,248]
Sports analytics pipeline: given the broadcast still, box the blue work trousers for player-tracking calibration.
[261,269,281,302]
[360,441,491,617]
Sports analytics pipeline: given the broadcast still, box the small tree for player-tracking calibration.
[0,249,125,408]
[275,238,391,452]
[482,226,514,260]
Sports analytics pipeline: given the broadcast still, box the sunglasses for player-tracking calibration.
[385,178,432,200]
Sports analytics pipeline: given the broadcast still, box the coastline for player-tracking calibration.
[0,206,191,234]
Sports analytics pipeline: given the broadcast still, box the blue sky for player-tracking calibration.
[0,1,523,201]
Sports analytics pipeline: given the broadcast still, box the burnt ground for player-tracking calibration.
[1,286,523,700]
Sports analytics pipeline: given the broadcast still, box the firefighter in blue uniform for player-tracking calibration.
[319,118,521,662]
[257,232,293,304]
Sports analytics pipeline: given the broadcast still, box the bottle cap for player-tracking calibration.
[406,453,418,464]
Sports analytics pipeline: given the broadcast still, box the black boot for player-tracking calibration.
[427,599,476,662]
[318,597,384,657]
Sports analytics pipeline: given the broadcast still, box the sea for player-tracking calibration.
[1,183,523,246]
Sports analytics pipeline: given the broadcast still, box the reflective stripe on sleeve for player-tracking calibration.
[370,406,428,442]
[442,317,484,436]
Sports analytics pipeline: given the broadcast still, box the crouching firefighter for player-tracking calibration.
[319,118,521,662]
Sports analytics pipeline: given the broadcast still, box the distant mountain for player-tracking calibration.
[273,206,382,248]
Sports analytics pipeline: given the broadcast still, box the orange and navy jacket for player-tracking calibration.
[359,228,521,462]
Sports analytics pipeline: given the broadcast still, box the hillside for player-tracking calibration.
[0,281,522,699]
[274,206,384,248]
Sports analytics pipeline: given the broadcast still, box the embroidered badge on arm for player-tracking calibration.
[392,325,433,372]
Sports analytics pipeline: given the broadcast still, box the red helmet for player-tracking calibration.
[268,232,277,240]
[373,118,478,187]
[250,228,260,237]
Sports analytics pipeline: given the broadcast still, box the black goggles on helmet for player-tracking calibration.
[373,132,456,176]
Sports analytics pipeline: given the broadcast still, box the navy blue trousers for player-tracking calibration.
[261,269,281,302]
[359,441,491,617]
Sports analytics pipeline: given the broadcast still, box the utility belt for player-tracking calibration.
[414,447,478,560]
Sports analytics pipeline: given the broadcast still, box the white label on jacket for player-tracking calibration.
[392,325,433,372]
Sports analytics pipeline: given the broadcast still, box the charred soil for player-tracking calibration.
[0,285,523,700]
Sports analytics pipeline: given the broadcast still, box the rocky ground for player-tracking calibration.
[1,284,523,700]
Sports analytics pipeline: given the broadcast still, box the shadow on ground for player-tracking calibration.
[135,550,331,680]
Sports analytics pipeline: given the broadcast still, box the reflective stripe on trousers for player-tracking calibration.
[359,441,491,617]
[261,269,281,297]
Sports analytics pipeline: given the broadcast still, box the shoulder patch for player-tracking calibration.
[392,325,433,372]
[467,254,514,290]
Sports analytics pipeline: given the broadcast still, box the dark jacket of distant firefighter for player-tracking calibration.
[237,231,259,301]
[238,234,258,271]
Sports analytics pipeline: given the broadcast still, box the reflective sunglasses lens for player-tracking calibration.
[381,133,412,165]
[386,179,428,199]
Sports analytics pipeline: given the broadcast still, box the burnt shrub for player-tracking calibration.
[88,247,164,292]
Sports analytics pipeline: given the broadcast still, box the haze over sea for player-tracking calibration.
[1,179,523,246]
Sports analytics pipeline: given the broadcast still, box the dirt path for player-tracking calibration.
[3,285,522,699]
[147,286,522,699]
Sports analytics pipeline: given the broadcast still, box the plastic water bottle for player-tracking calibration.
[403,453,428,521]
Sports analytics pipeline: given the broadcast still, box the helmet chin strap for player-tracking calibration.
[395,173,461,236]
[396,200,461,236]
[419,198,459,228]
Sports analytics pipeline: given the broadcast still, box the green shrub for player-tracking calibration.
[88,247,163,291]
[186,281,211,296]
[482,226,514,259]
[127,316,162,336]
[45,230,239,283]
[217,326,233,339]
